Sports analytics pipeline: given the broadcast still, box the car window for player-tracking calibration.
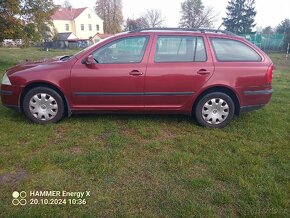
[92,36,149,64]
[210,38,262,62]
[155,36,207,62]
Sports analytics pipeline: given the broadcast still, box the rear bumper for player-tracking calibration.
[238,88,273,113]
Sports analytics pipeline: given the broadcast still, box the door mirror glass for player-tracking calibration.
[83,55,96,65]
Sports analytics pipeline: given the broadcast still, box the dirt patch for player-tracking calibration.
[0,168,27,187]
[70,147,83,154]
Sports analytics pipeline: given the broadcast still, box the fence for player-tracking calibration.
[238,34,285,52]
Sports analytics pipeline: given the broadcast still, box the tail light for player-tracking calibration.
[266,64,274,84]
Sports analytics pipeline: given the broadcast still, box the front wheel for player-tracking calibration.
[23,87,65,124]
[195,92,235,128]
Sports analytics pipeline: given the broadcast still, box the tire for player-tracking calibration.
[23,87,65,124]
[194,92,235,128]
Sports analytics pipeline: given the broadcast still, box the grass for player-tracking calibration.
[0,47,289,217]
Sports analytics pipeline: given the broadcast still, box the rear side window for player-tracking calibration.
[210,38,262,62]
[155,36,207,62]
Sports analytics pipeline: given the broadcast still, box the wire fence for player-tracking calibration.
[238,34,285,52]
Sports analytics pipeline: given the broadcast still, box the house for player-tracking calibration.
[51,7,104,40]
[54,32,78,48]
[92,33,114,43]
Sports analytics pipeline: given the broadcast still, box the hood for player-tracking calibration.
[6,55,72,76]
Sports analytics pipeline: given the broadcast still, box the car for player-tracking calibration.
[0,28,274,128]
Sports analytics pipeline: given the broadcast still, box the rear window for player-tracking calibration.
[210,38,262,62]
[155,36,207,62]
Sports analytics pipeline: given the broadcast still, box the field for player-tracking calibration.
[0,48,289,217]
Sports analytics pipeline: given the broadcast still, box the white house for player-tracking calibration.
[51,7,104,40]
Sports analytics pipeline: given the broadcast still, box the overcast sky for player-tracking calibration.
[53,0,289,29]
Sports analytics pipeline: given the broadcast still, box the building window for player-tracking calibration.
[88,14,91,18]
[89,24,92,31]
[65,24,69,31]
[96,25,99,31]
[81,24,84,31]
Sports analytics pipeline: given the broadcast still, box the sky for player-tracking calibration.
[53,0,290,29]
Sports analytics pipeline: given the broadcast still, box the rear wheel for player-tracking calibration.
[195,92,235,128]
[23,87,64,124]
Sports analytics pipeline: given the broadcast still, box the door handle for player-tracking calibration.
[197,69,211,75]
[129,70,143,76]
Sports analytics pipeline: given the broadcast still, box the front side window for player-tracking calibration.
[89,24,92,31]
[81,24,84,31]
[210,38,262,62]
[92,36,149,64]
[65,24,69,31]
[155,36,207,62]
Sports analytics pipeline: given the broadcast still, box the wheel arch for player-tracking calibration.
[19,82,71,117]
[192,86,241,115]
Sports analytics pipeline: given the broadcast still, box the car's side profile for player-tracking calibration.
[0,28,274,128]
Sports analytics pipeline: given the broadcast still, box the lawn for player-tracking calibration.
[0,47,289,217]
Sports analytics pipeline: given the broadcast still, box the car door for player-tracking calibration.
[70,35,151,111]
[144,33,214,111]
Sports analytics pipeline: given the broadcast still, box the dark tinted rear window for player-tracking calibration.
[210,38,262,62]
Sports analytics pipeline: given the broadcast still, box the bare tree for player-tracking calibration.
[124,17,149,31]
[63,0,72,8]
[144,9,164,28]
[95,0,123,34]
[179,0,217,28]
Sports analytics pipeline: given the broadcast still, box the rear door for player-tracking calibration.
[144,33,214,111]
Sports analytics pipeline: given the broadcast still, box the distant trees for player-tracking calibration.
[261,26,274,34]
[276,19,290,50]
[62,0,72,8]
[124,9,164,31]
[95,0,123,34]
[0,0,56,44]
[179,0,216,28]
[124,17,149,31]
[223,0,256,34]
[144,9,164,28]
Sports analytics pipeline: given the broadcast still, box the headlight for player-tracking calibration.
[1,73,12,85]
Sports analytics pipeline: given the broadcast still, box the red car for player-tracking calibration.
[0,28,273,128]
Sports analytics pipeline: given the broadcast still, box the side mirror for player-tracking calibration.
[82,55,96,65]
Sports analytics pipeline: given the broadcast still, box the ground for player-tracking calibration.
[0,48,289,217]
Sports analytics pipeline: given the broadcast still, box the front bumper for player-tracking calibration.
[0,84,22,110]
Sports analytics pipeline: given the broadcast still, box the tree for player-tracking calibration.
[144,9,164,28]
[276,19,290,50]
[0,0,56,45]
[223,0,256,34]
[95,0,123,34]
[179,0,216,28]
[262,26,274,34]
[124,17,149,31]
[276,19,290,34]
[62,0,72,8]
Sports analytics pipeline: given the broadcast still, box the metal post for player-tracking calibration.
[286,43,290,61]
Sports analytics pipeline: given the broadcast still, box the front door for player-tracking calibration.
[71,35,151,111]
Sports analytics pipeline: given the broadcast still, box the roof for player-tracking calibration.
[93,33,114,39]
[52,7,86,20]
[56,32,78,41]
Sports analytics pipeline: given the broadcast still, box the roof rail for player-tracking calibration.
[129,28,235,36]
